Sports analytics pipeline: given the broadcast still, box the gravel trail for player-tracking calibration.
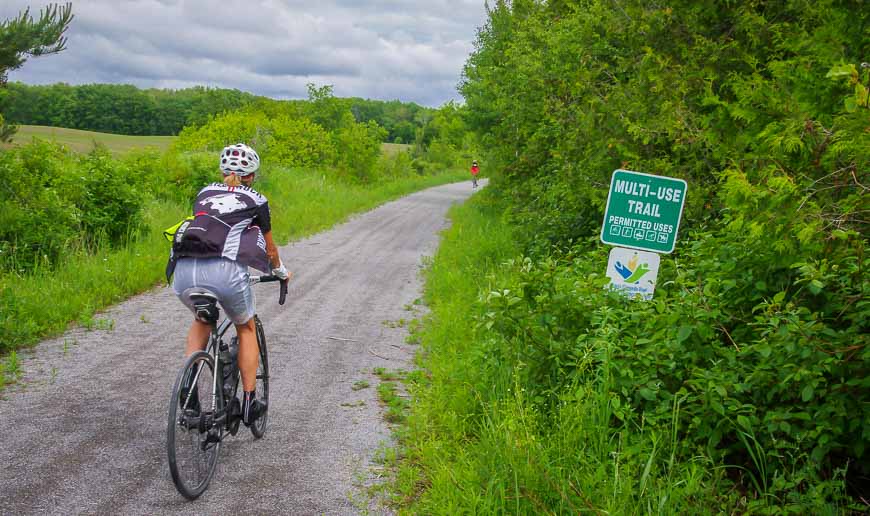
[0,180,480,515]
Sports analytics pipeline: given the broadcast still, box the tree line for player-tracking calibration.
[0,81,436,143]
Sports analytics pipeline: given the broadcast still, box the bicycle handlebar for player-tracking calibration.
[251,275,289,305]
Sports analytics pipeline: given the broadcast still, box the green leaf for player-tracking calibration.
[845,97,858,112]
[737,414,752,430]
[773,291,786,304]
[825,64,856,79]
[801,385,814,402]
[808,279,824,295]
[856,83,869,107]
[676,326,692,344]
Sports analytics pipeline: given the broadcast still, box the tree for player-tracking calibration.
[0,2,73,141]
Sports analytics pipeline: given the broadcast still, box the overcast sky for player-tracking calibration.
[1,1,488,107]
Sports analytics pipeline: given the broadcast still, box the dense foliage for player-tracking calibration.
[402,0,869,512]
[0,141,204,272]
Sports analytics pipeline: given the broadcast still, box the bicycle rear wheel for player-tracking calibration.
[251,316,270,439]
[167,350,222,499]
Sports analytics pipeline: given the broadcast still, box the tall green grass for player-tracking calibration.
[387,190,748,514]
[0,167,466,360]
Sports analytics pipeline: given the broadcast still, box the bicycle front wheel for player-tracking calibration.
[167,350,222,500]
[251,316,270,439]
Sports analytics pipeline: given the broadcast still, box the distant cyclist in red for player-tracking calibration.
[470,160,480,188]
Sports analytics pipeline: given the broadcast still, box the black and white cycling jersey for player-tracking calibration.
[166,183,272,280]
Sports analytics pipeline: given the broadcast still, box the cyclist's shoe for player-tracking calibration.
[242,392,267,427]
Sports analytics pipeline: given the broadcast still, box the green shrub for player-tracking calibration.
[265,116,336,168]
[70,148,145,242]
[174,110,271,152]
[0,141,78,270]
[174,107,389,180]
[332,113,386,182]
[0,142,149,273]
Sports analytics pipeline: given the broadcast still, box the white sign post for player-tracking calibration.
[606,247,660,300]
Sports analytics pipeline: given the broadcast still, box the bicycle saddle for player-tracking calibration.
[188,291,220,324]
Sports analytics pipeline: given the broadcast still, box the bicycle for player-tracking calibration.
[166,274,287,500]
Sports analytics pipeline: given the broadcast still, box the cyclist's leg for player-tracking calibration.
[235,319,266,425]
[173,258,213,356]
[209,258,265,424]
[185,321,211,356]
[235,319,258,392]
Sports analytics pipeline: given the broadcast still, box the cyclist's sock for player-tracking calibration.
[242,390,257,425]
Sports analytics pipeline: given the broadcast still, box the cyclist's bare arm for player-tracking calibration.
[264,230,281,269]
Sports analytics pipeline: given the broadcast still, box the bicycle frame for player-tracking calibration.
[209,318,234,422]
[179,274,285,422]
[180,317,233,423]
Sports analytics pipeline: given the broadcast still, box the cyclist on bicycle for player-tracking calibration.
[166,143,289,426]
[470,160,480,187]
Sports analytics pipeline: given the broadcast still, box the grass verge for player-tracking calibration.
[0,167,467,387]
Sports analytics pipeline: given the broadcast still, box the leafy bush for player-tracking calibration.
[265,116,336,168]
[0,142,147,272]
[68,148,144,242]
[174,107,386,179]
[332,113,386,182]
[0,140,78,270]
[124,148,219,203]
[174,110,271,153]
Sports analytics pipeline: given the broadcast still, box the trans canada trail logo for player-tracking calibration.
[613,253,651,284]
[605,247,660,301]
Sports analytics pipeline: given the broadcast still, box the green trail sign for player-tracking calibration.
[600,169,687,254]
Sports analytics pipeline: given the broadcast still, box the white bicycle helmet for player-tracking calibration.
[220,143,260,176]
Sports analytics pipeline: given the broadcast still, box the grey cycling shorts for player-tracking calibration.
[172,257,255,325]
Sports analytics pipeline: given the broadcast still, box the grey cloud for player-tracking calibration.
[1,0,486,106]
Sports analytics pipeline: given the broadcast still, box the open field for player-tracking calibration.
[2,125,176,154]
[2,125,413,156]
